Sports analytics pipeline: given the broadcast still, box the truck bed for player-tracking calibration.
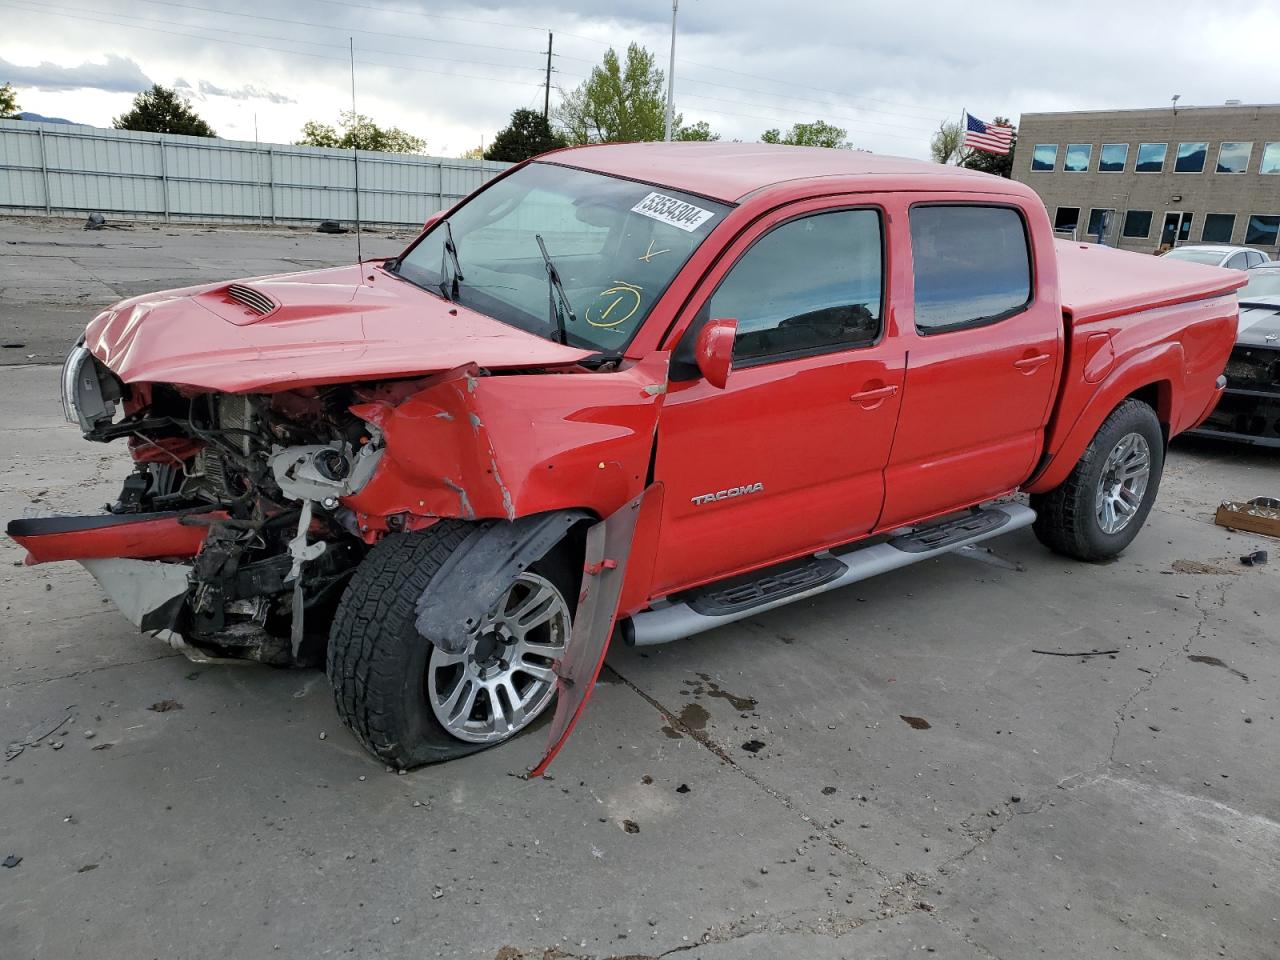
[1054,240,1246,325]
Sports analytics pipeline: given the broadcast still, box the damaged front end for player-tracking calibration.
[17,345,387,664]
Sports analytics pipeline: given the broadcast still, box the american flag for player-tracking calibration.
[963,113,1013,155]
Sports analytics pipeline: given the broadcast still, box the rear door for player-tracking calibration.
[650,196,907,595]
[879,200,1061,528]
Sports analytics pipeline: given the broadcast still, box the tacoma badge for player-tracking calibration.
[691,482,764,506]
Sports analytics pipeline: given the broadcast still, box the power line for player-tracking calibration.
[0,1,548,90]
[16,0,546,74]
[126,0,547,59]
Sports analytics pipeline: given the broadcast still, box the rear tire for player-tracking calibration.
[326,522,573,768]
[1031,399,1164,562]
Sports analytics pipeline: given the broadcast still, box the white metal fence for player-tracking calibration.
[0,119,510,228]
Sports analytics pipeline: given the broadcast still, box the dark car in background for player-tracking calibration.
[1190,263,1280,447]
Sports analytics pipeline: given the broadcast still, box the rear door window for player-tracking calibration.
[706,209,884,363]
[909,205,1032,334]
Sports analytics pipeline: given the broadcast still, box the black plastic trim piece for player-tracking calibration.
[889,508,1011,554]
[685,555,847,617]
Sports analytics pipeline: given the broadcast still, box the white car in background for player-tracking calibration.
[1161,244,1270,270]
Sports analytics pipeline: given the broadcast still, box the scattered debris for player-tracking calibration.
[1171,559,1237,575]
[1032,648,1119,658]
[2,855,21,868]
[148,699,183,713]
[822,786,838,795]
[622,819,640,834]
[1,342,26,349]
[316,220,348,234]
[431,887,444,899]
[6,711,74,761]
[91,743,112,751]
[1240,550,1268,567]
[1215,499,1280,538]
[319,731,327,740]
[741,739,766,753]
[83,730,95,739]
[1187,655,1249,681]
[900,715,931,730]
[641,774,653,785]
[77,864,98,873]
[675,783,690,794]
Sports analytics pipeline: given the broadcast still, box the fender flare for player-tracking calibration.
[414,509,592,655]
[1025,342,1182,494]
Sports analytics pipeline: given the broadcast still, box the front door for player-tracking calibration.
[649,200,906,596]
[1161,211,1193,249]
[879,201,1062,528]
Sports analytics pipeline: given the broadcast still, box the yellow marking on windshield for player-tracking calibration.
[638,240,671,263]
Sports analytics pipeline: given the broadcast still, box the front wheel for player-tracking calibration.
[1031,398,1164,562]
[326,522,573,768]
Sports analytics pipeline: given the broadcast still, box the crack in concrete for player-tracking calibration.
[1108,577,1232,763]
[0,651,183,690]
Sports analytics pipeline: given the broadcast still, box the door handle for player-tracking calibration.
[1013,353,1052,372]
[850,384,898,404]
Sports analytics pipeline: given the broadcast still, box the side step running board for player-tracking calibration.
[625,503,1035,647]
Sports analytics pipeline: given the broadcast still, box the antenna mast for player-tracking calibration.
[349,37,363,263]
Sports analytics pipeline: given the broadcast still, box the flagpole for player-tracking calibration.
[958,107,967,164]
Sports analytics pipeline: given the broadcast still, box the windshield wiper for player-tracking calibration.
[438,219,464,301]
[535,234,575,345]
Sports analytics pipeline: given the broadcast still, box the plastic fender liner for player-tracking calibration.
[414,509,591,656]
[530,483,659,777]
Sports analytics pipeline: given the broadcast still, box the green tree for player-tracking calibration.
[297,111,426,154]
[675,120,719,142]
[929,120,964,165]
[556,43,673,144]
[484,108,566,162]
[760,120,849,149]
[113,84,216,137]
[960,117,1016,178]
[0,82,19,118]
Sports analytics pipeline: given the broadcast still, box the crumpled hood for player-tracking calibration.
[84,264,592,392]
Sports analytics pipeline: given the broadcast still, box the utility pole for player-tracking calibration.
[543,31,554,121]
[349,37,363,264]
[664,1,677,141]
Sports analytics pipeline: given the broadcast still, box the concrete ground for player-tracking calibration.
[1,218,1279,960]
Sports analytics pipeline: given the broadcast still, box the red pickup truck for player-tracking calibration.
[9,143,1243,772]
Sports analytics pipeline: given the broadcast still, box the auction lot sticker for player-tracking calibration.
[631,192,716,232]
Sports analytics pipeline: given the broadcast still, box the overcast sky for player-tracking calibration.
[3,1,1278,159]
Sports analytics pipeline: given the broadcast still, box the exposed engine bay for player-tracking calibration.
[64,342,392,665]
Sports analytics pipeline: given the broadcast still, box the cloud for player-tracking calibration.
[196,79,296,105]
[0,54,152,93]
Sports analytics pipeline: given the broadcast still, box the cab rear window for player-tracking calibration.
[909,205,1032,334]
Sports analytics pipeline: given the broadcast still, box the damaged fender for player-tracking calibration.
[530,484,659,777]
[414,509,591,656]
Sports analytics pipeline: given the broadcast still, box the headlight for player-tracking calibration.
[61,340,120,432]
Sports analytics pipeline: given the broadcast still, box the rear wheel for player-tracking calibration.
[1031,399,1164,561]
[326,522,573,768]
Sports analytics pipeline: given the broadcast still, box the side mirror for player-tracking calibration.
[695,318,737,389]
[423,211,444,233]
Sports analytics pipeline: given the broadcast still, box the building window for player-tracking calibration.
[1063,144,1092,172]
[1122,210,1153,239]
[1261,143,1280,174]
[1216,142,1252,174]
[1099,143,1128,172]
[1201,214,1236,244]
[1087,208,1112,238]
[1174,142,1208,173]
[1245,215,1280,246]
[1054,207,1081,233]
[1135,143,1167,173]
[1031,144,1057,171]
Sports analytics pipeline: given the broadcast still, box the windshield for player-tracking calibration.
[1162,248,1227,266]
[395,162,731,352]
[1242,269,1280,299]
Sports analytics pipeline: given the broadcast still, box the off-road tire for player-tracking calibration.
[1031,399,1164,562]
[327,522,484,768]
